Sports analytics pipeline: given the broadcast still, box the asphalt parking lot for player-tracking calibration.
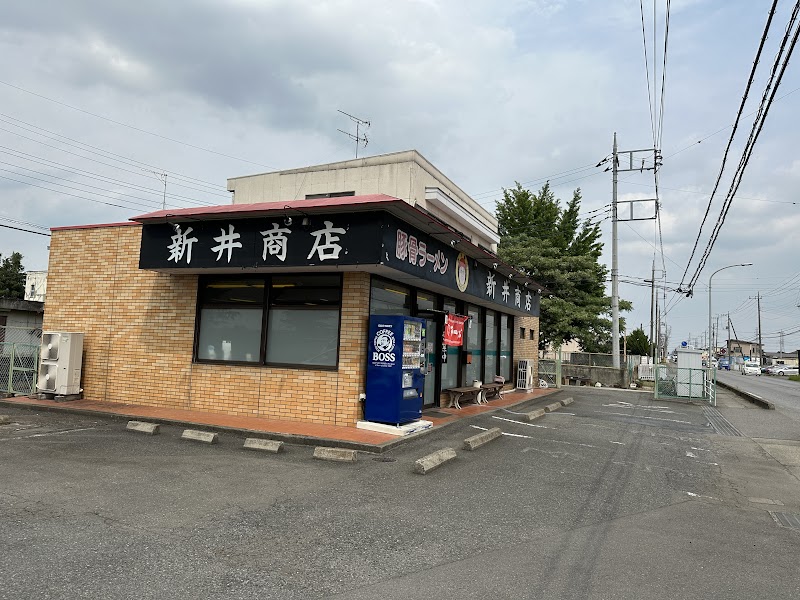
[2,388,799,599]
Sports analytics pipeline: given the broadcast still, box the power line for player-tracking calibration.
[639,0,657,147]
[0,80,279,171]
[0,173,153,212]
[0,114,229,192]
[0,127,230,199]
[656,0,671,150]
[686,1,800,291]
[677,0,781,293]
[0,146,217,207]
[0,221,50,236]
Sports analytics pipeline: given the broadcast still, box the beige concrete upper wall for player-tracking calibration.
[227,150,499,250]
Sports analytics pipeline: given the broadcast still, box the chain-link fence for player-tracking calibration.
[0,326,42,395]
[654,364,715,404]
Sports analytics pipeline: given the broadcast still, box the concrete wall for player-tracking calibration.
[561,364,626,388]
[227,150,499,251]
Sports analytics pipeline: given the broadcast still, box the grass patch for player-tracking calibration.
[788,375,800,382]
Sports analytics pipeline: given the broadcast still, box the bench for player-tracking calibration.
[444,386,483,409]
[480,382,504,400]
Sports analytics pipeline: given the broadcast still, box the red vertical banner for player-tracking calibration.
[443,314,469,346]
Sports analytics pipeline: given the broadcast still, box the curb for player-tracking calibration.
[0,388,563,453]
[716,380,775,410]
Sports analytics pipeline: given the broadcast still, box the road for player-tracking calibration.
[2,389,800,599]
[717,369,800,423]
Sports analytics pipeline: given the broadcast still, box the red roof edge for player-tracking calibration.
[130,194,403,222]
[51,222,141,232]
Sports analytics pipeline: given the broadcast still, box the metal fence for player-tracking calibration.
[0,326,41,395]
[538,357,560,388]
[654,364,716,405]
[560,351,626,368]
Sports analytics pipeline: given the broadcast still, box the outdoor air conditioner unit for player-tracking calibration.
[37,331,84,396]
[516,358,535,390]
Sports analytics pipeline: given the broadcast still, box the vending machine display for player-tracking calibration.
[364,315,426,425]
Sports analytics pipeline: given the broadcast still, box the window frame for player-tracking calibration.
[193,273,343,370]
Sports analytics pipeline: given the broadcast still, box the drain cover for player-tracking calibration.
[703,406,743,436]
[769,512,800,531]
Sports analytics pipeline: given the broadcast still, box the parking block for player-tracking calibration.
[463,427,502,451]
[414,448,457,474]
[244,438,285,453]
[181,429,218,444]
[313,447,357,462]
[524,408,546,422]
[0,415,10,425]
[126,420,160,435]
[544,401,562,413]
[560,397,574,406]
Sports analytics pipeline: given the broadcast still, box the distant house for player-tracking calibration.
[726,338,763,365]
[762,351,799,368]
[0,297,44,343]
[24,271,47,303]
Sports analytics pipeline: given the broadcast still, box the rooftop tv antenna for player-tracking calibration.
[337,110,370,158]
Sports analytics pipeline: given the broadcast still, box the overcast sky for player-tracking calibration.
[1,0,799,353]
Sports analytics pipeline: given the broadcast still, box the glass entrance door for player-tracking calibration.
[422,318,438,407]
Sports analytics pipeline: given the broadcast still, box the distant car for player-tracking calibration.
[741,363,761,376]
[771,365,798,376]
[718,358,730,370]
[760,364,771,374]
[766,364,784,375]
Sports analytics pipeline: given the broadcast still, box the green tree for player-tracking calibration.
[496,182,630,351]
[0,252,26,299]
[625,327,651,356]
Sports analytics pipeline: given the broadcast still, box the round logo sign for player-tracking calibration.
[455,252,469,292]
[374,329,395,353]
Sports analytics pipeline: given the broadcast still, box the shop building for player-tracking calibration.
[42,152,543,427]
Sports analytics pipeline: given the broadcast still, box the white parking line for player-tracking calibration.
[0,427,97,441]
[598,411,692,424]
[470,425,534,439]
[491,416,552,429]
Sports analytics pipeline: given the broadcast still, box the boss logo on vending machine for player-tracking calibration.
[372,328,396,365]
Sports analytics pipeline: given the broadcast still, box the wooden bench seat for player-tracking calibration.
[480,382,504,400]
[444,386,483,409]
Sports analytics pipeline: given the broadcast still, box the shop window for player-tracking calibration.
[265,275,341,367]
[484,310,498,382]
[370,278,411,316]
[195,275,341,369]
[440,298,459,390]
[464,305,483,384]
[529,329,535,341]
[196,278,264,363]
[499,314,512,382]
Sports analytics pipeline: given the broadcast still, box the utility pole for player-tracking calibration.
[649,261,655,359]
[612,133,619,368]
[749,292,762,364]
[143,169,168,210]
[654,288,660,362]
[610,134,660,369]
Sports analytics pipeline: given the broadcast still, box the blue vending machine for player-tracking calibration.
[365,315,426,425]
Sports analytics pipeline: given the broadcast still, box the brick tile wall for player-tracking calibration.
[513,315,540,383]
[44,225,370,426]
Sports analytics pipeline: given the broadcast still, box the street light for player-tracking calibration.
[708,263,752,364]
